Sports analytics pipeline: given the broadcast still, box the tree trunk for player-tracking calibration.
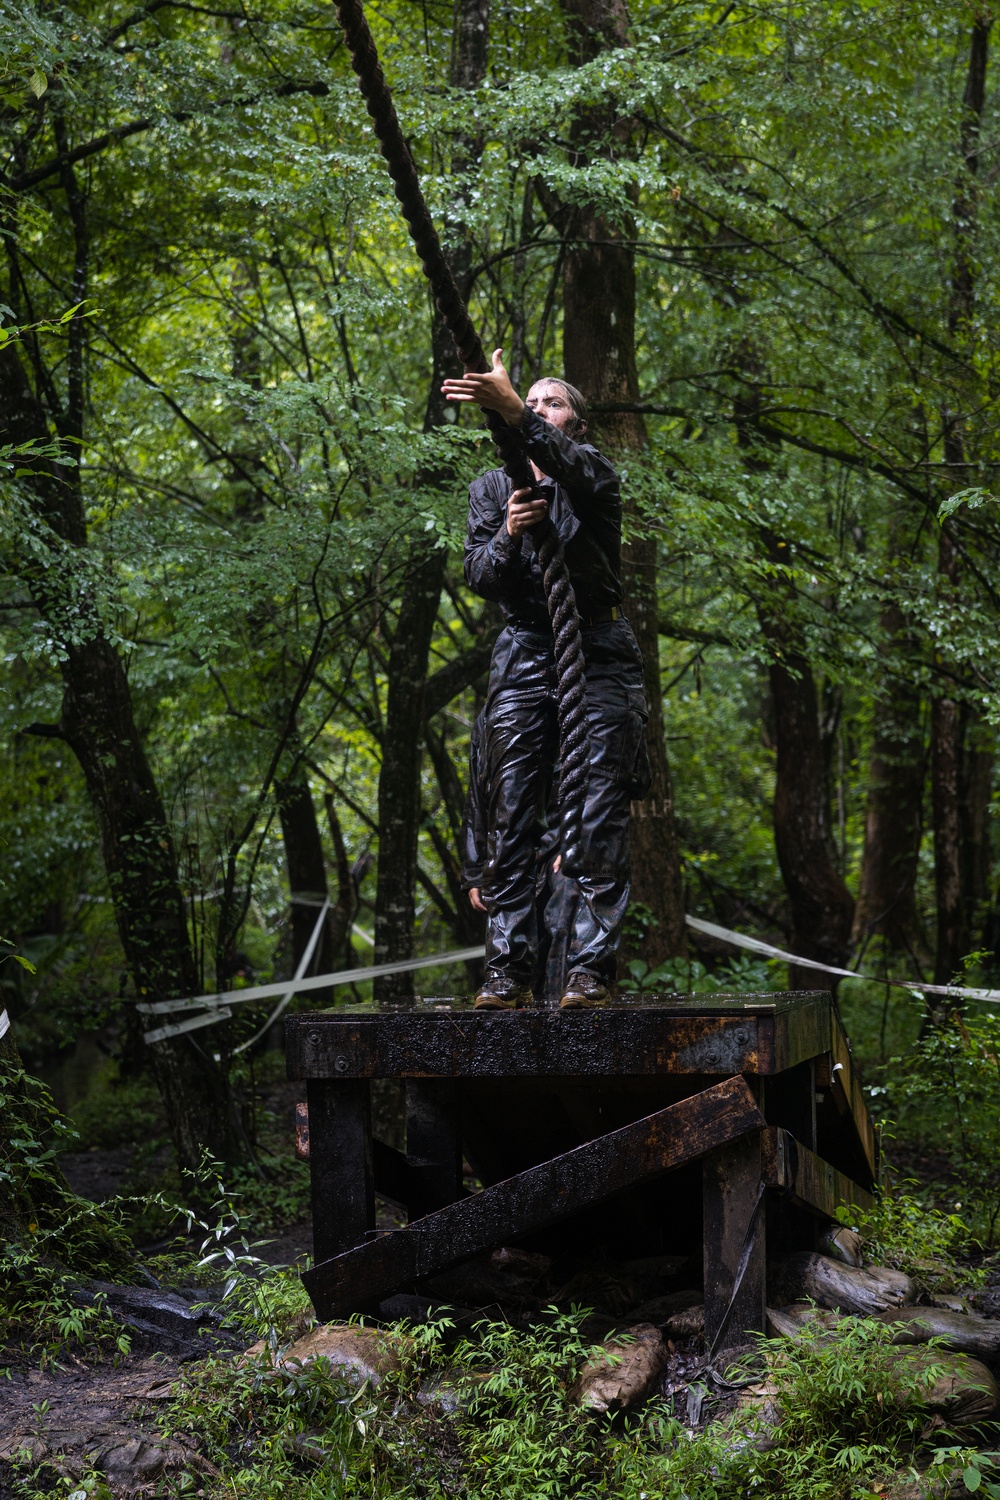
[1,339,251,1170]
[372,0,489,1001]
[932,689,963,986]
[276,755,334,1003]
[852,603,928,962]
[961,708,994,948]
[929,14,991,1001]
[729,364,854,984]
[761,623,855,985]
[557,0,686,963]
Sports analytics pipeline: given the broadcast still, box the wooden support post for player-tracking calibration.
[703,1131,766,1356]
[406,1079,462,1220]
[306,1079,374,1265]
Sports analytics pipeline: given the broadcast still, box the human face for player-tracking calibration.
[525,380,579,435]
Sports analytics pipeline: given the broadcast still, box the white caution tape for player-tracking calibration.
[142,934,486,1043]
[230,898,331,1057]
[146,897,330,1046]
[143,1007,233,1045]
[143,906,1000,1047]
[686,914,1000,1005]
[0,1008,10,1042]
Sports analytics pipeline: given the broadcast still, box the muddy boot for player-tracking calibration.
[559,969,610,1010]
[474,976,534,1010]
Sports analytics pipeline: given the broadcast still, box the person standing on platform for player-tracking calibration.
[443,350,650,1010]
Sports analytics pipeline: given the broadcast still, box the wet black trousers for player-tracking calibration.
[481,618,647,989]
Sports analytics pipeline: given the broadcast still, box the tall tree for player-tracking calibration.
[931,11,992,993]
[1,339,250,1168]
[555,0,687,963]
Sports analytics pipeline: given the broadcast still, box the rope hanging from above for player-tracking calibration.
[333,0,589,870]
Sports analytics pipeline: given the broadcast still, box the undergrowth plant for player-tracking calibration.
[890,1010,1000,1246]
[131,1291,983,1500]
[0,1051,137,1364]
[835,1187,983,1295]
[609,1317,954,1500]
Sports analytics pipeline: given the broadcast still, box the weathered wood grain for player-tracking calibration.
[286,998,833,1081]
[306,1079,374,1267]
[703,1130,766,1353]
[302,1075,765,1320]
[761,1126,874,1218]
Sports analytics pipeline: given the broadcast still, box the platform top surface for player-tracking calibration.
[286,990,829,1024]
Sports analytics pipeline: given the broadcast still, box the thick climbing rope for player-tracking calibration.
[334,0,589,870]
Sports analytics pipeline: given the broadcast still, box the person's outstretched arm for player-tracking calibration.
[443,349,616,502]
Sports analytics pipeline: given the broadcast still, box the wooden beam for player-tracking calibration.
[306,1079,374,1266]
[829,1017,878,1184]
[405,1079,463,1219]
[762,1126,874,1219]
[302,1075,765,1320]
[288,996,832,1081]
[703,1131,766,1353]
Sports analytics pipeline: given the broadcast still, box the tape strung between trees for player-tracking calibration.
[5,904,995,1049]
[125,908,1000,1047]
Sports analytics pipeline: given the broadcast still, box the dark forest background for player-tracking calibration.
[2,0,1000,1239]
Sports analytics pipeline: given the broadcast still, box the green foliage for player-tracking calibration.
[0,1245,132,1369]
[622,952,777,993]
[929,1447,1000,1499]
[883,1011,1000,1244]
[0,1054,135,1277]
[608,1319,950,1500]
[835,1188,981,1294]
[136,1291,968,1500]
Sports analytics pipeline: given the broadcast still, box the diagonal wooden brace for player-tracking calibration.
[302,1074,764,1320]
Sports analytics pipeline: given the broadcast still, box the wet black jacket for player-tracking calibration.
[463,406,622,624]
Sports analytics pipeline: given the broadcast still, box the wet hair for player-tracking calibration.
[529,377,589,438]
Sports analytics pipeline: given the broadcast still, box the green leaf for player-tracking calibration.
[938,488,1000,520]
[965,1466,983,1492]
[28,69,47,97]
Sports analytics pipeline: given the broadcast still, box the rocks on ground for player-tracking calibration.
[243,1322,404,1386]
[767,1252,915,1315]
[571,1324,667,1413]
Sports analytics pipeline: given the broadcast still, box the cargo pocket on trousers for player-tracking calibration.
[618,686,651,799]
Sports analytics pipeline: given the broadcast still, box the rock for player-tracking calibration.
[489,1246,551,1286]
[0,1425,214,1487]
[417,1249,547,1310]
[572,1324,666,1413]
[892,1349,1000,1427]
[627,1289,702,1324]
[818,1225,863,1268]
[72,1280,227,1359]
[765,1303,843,1340]
[767,1253,914,1315]
[970,1282,1000,1320]
[662,1305,704,1341]
[930,1294,971,1314]
[243,1324,403,1386]
[727,1377,782,1444]
[619,1255,690,1285]
[874,1307,1000,1362]
[378,1292,436,1323]
[415,1373,475,1414]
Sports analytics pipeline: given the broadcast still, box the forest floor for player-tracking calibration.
[3,1028,1000,1498]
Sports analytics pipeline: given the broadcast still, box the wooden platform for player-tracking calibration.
[286,991,876,1351]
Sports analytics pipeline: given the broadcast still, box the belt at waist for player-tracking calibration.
[507,605,621,630]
